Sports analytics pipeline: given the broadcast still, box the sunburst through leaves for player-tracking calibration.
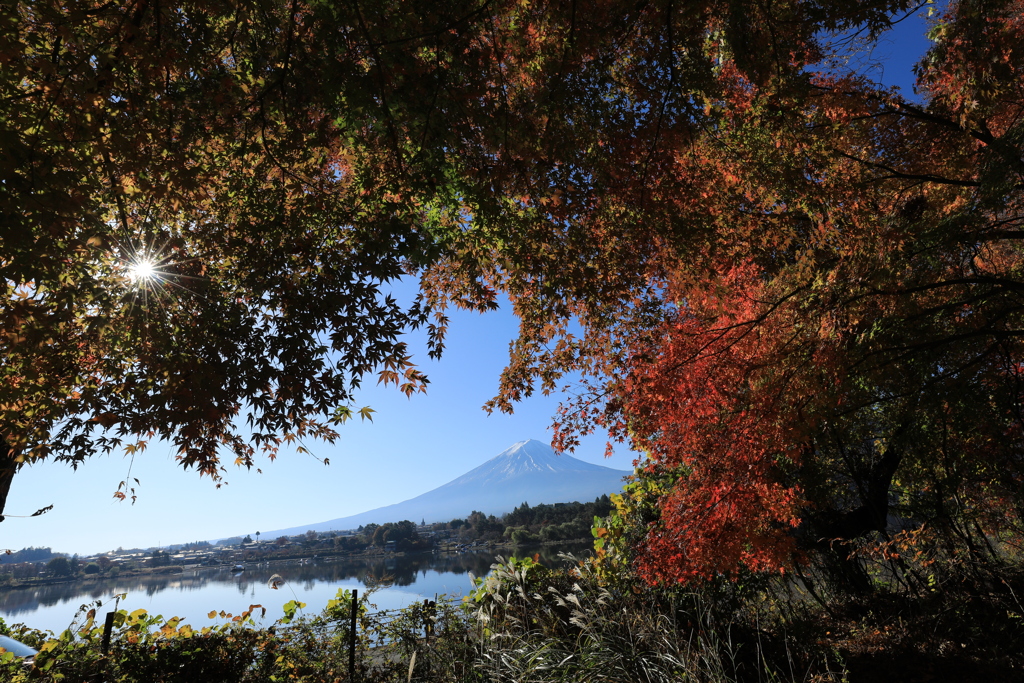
[126,257,157,284]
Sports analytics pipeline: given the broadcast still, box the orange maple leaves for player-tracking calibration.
[610,263,815,582]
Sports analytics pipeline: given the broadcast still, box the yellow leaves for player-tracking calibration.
[76,608,98,636]
[244,604,265,621]
[118,177,143,196]
[159,617,181,635]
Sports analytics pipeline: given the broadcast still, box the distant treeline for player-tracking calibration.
[504,497,615,529]
[1,497,617,574]
[0,546,56,564]
[352,497,610,544]
[332,496,615,551]
[501,496,615,545]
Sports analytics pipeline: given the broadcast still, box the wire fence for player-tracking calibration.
[294,591,473,675]
[361,594,466,647]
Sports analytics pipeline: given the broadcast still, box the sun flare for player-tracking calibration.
[127,258,157,283]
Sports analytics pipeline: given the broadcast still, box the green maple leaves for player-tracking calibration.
[0,0,474,505]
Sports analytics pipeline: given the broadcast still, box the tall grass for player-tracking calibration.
[466,554,787,683]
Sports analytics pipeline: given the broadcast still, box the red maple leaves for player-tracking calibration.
[610,263,813,582]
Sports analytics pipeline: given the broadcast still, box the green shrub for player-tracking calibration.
[46,557,72,577]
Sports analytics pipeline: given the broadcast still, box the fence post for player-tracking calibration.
[423,598,436,640]
[101,611,116,655]
[349,589,358,680]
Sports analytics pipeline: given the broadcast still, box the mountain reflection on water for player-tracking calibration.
[0,544,590,633]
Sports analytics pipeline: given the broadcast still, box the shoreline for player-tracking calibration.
[0,538,588,593]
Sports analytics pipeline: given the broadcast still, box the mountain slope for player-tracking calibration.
[262,439,629,536]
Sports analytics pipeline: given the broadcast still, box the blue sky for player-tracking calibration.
[6,295,636,555]
[3,8,937,557]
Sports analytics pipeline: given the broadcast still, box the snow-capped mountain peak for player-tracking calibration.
[445,439,619,486]
[249,439,629,537]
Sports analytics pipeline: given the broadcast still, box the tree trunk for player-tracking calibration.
[0,441,17,522]
[802,446,903,594]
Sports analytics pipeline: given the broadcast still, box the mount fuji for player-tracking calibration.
[262,439,630,536]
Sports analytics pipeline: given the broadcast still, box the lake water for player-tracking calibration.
[0,544,589,635]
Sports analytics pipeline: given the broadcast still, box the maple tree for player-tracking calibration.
[4,0,1021,592]
[0,0,480,518]
[507,0,1024,587]
[354,0,1021,587]
[0,0,912,516]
